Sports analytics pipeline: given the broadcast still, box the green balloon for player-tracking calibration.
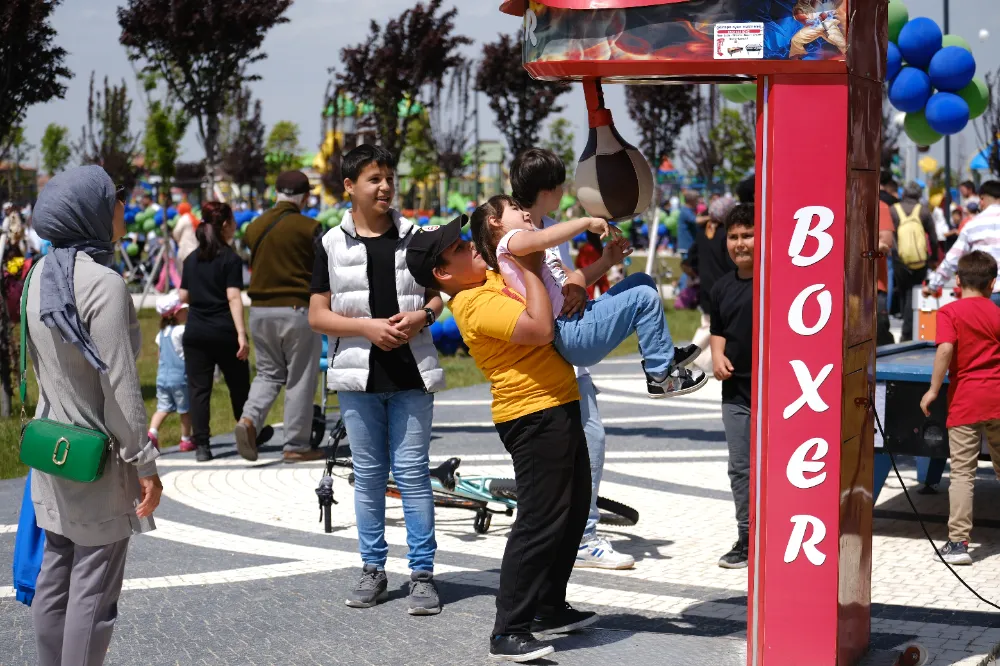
[125,243,139,257]
[958,77,989,119]
[941,34,972,52]
[888,0,909,43]
[142,219,156,232]
[719,84,747,105]
[664,210,679,235]
[904,111,943,146]
[737,83,758,103]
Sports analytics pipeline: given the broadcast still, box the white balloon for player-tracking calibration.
[980,29,990,41]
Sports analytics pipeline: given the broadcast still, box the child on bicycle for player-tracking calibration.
[148,293,194,452]
[471,194,705,399]
[407,218,595,663]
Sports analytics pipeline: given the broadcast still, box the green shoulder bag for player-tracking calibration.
[18,262,112,483]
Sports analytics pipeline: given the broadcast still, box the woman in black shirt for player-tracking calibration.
[180,202,250,461]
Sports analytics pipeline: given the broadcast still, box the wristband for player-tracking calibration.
[424,307,436,328]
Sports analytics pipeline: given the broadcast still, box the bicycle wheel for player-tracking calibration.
[486,478,518,501]
[596,497,639,526]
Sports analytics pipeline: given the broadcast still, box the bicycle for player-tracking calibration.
[314,418,639,535]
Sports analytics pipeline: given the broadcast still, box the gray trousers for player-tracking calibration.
[33,532,129,666]
[722,402,751,537]
[242,306,322,452]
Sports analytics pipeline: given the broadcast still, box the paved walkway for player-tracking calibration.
[2,356,999,665]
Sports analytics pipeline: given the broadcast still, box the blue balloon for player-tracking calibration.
[897,17,943,69]
[442,317,461,342]
[154,210,165,224]
[167,206,177,219]
[925,92,970,135]
[125,211,137,224]
[573,233,588,243]
[889,67,932,113]
[928,46,976,92]
[429,321,443,344]
[418,216,430,225]
[887,42,903,82]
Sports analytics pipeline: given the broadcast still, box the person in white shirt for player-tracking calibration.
[926,180,1000,307]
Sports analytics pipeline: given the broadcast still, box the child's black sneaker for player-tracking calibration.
[672,343,700,369]
[488,634,555,662]
[937,540,972,565]
[645,364,709,399]
[719,534,749,569]
[531,602,597,636]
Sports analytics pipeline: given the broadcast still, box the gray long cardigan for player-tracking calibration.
[26,253,159,546]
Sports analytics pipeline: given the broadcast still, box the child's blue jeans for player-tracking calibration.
[339,390,437,572]
[554,272,675,377]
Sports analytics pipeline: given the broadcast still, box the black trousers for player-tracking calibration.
[876,292,895,347]
[493,401,591,636]
[184,338,251,449]
[894,262,927,342]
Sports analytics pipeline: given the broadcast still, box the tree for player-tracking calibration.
[141,73,189,194]
[476,33,571,161]
[712,109,756,190]
[0,0,72,151]
[76,73,141,191]
[974,69,1000,178]
[679,91,723,189]
[40,123,72,175]
[543,118,577,178]
[336,0,471,164]
[220,86,266,195]
[265,120,301,181]
[429,61,473,200]
[625,85,697,169]
[881,90,902,173]
[118,0,292,193]
[0,125,34,201]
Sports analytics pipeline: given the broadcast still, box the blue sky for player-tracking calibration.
[19,0,1000,178]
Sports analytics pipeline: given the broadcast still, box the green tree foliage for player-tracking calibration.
[0,0,72,150]
[1,125,34,201]
[40,123,72,175]
[265,120,301,181]
[118,0,292,191]
[75,73,140,191]
[220,87,266,192]
[543,118,576,178]
[625,84,696,168]
[712,108,755,190]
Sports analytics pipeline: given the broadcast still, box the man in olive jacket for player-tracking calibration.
[235,171,325,463]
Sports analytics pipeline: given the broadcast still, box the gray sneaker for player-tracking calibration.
[407,570,441,615]
[345,564,388,608]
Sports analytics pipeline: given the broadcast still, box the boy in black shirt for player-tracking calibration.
[709,204,755,569]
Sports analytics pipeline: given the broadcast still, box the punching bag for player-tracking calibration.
[576,80,654,222]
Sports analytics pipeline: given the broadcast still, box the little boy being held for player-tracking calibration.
[920,250,1000,566]
[709,204,755,569]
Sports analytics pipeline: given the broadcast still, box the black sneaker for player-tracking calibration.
[645,363,709,399]
[672,344,700,369]
[488,634,555,663]
[345,564,389,608]
[258,425,275,446]
[195,445,213,463]
[719,534,749,569]
[938,540,972,565]
[531,602,597,636]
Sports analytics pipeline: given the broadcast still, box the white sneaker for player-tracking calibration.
[575,537,635,570]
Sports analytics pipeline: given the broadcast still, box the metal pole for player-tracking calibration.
[943,0,952,208]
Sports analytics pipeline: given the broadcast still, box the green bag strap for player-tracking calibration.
[19,261,40,408]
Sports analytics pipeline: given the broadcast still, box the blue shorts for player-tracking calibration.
[156,384,189,414]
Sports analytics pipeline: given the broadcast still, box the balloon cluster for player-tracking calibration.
[429,308,463,356]
[718,83,758,105]
[886,0,988,146]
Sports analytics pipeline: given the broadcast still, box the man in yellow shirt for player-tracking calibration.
[407,216,595,663]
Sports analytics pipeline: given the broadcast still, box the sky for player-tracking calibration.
[19,0,1000,180]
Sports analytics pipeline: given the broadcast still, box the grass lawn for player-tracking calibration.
[0,300,698,481]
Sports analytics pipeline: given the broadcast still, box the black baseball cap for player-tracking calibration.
[276,170,310,196]
[406,215,466,288]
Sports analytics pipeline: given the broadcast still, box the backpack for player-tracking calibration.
[894,203,928,270]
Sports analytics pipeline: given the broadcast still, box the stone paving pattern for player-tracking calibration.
[2,356,1000,665]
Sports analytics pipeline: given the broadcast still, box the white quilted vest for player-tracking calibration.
[320,210,445,393]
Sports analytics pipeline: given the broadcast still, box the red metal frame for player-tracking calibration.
[525,59,846,82]
[501,0,689,16]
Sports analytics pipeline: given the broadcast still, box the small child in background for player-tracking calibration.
[920,251,1000,566]
[471,195,705,399]
[149,293,194,452]
[710,203,756,569]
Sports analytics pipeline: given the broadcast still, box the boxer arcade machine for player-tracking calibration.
[499,1,890,664]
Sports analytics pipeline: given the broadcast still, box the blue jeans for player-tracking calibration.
[992,293,1000,308]
[338,390,437,572]
[578,375,606,542]
[554,272,675,377]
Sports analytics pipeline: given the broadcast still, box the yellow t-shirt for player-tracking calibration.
[450,272,579,424]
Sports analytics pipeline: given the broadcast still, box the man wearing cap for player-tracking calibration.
[234,170,325,463]
[407,218,596,663]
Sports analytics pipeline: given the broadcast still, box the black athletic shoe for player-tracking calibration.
[938,540,973,565]
[258,425,275,446]
[719,534,749,569]
[645,363,709,399]
[531,603,597,636]
[488,635,555,663]
[195,445,213,463]
[672,344,700,369]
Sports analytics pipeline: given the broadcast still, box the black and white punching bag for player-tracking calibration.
[576,80,654,222]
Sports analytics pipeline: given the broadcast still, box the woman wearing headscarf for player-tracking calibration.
[25,165,161,665]
[180,201,250,462]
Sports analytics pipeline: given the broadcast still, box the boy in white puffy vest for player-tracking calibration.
[308,144,445,616]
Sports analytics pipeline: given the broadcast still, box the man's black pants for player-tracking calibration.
[493,401,592,636]
[184,338,251,449]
